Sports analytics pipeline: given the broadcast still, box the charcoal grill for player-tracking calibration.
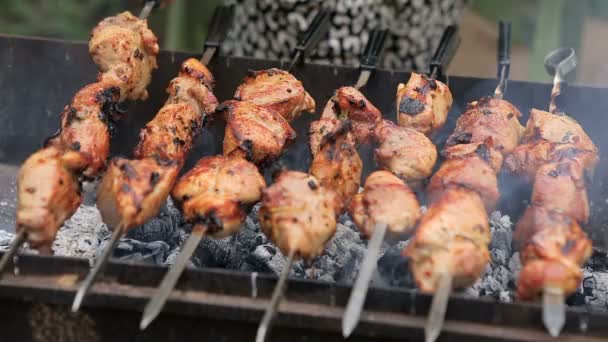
[1,34,608,341]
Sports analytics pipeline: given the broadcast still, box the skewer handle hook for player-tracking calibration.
[429,25,460,82]
[287,10,332,71]
[544,47,577,114]
[201,5,235,65]
[0,230,27,281]
[354,29,389,90]
[494,21,512,99]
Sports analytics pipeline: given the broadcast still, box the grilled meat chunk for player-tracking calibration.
[234,68,315,122]
[134,59,219,166]
[96,157,179,230]
[90,11,159,101]
[505,108,598,180]
[309,121,362,211]
[446,97,524,154]
[259,171,340,259]
[98,59,219,231]
[427,154,500,212]
[373,119,437,186]
[442,142,504,173]
[220,100,296,165]
[405,188,490,292]
[515,206,592,300]
[172,155,266,238]
[16,147,89,252]
[349,171,421,239]
[45,11,159,178]
[309,87,381,153]
[396,72,453,135]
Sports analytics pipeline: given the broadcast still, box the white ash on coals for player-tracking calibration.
[2,200,608,313]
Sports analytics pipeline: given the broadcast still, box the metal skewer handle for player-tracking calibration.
[544,47,577,114]
[287,10,332,71]
[201,5,235,65]
[429,25,460,81]
[494,21,512,99]
[354,29,389,90]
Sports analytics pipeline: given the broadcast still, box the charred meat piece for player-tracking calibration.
[349,171,421,239]
[234,68,315,122]
[16,147,89,252]
[97,157,180,230]
[427,154,500,212]
[405,188,490,292]
[172,155,266,238]
[220,100,296,165]
[396,72,453,135]
[373,119,437,186]
[259,171,341,259]
[90,11,159,101]
[46,82,117,177]
[309,121,362,212]
[514,206,592,300]
[446,97,524,154]
[505,109,598,180]
[442,142,504,173]
[309,87,381,152]
[134,59,219,166]
[531,161,589,224]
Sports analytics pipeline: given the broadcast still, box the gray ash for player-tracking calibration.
[2,201,608,313]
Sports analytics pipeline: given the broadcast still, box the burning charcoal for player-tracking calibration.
[114,239,171,264]
[508,252,521,277]
[302,223,366,283]
[492,265,511,289]
[126,201,181,249]
[377,240,416,288]
[53,205,109,261]
[490,249,507,268]
[489,211,513,256]
[0,229,15,252]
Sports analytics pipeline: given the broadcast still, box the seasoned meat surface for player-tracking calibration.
[396,72,453,135]
[220,100,296,165]
[446,97,524,154]
[97,157,179,230]
[373,119,437,186]
[515,206,592,299]
[505,109,598,180]
[259,171,340,259]
[309,121,362,211]
[16,147,89,252]
[172,155,266,238]
[134,59,219,166]
[309,87,381,152]
[349,171,420,239]
[405,188,490,292]
[90,11,159,101]
[234,68,315,122]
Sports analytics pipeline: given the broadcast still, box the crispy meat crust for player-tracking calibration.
[396,72,453,135]
[259,171,340,259]
[234,68,315,122]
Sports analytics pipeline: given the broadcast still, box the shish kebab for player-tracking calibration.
[405,22,524,342]
[0,1,164,277]
[71,5,236,312]
[506,48,597,337]
[139,11,331,330]
[255,29,388,342]
[342,25,461,338]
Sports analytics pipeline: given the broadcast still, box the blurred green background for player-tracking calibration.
[2,0,608,83]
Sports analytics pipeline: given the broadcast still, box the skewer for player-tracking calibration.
[71,4,234,314]
[424,22,507,342]
[286,10,331,72]
[0,0,165,285]
[138,10,324,330]
[0,230,27,281]
[354,29,388,90]
[538,46,577,336]
[139,1,157,19]
[428,25,460,81]
[140,225,206,330]
[255,250,295,342]
[72,226,123,312]
[342,222,387,337]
